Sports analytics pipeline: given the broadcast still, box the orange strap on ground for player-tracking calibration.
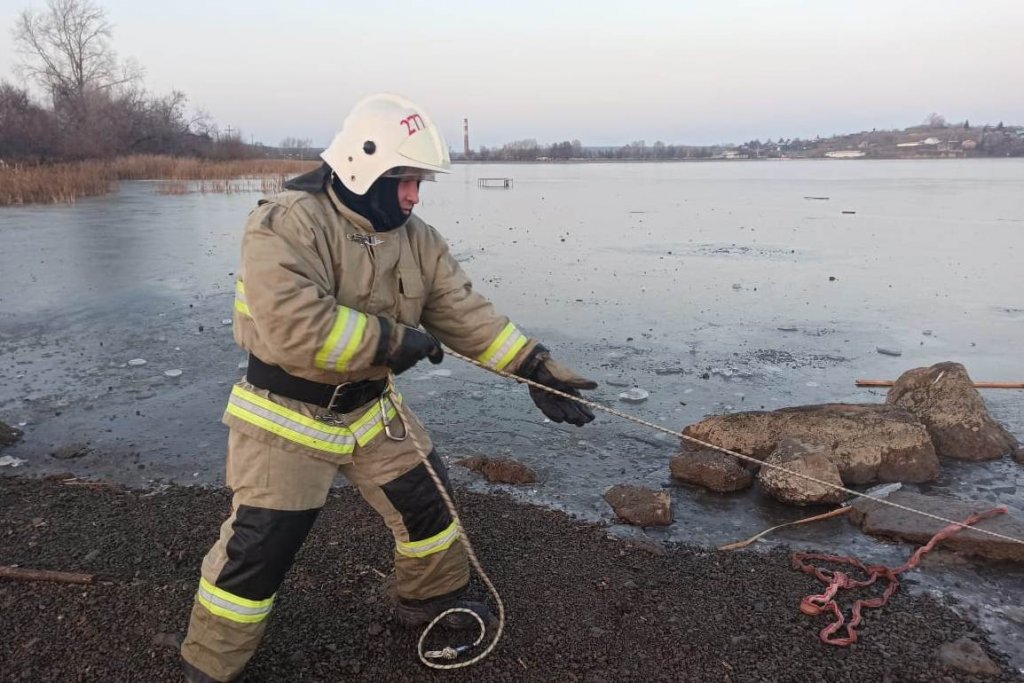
[791,506,1008,646]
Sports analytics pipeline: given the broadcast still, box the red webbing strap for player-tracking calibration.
[791,506,1008,646]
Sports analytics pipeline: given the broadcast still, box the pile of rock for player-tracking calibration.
[671,362,1020,507]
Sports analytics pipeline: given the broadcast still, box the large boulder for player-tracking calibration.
[456,456,537,485]
[757,439,846,506]
[669,449,753,492]
[603,485,672,527]
[936,638,1001,678]
[1015,447,1024,466]
[887,362,1019,461]
[682,404,939,485]
[848,491,1024,563]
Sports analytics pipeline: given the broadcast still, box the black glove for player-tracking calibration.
[383,323,443,375]
[517,345,598,426]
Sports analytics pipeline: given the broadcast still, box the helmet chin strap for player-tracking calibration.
[332,173,408,232]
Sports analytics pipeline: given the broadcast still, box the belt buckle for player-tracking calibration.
[327,382,352,413]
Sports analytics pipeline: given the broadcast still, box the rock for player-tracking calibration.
[757,439,846,506]
[876,347,902,357]
[849,491,1024,563]
[456,456,537,485]
[682,404,939,485]
[163,369,183,378]
[936,638,1001,677]
[887,362,1019,461]
[618,387,649,403]
[127,358,147,367]
[669,449,753,492]
[603,485,672,527]
[51,443,92,460]
[151,632,182,651]
[1,421,23,448]
[1016,447,1024,465]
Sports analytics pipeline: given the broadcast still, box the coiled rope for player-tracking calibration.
[386,373,505,670]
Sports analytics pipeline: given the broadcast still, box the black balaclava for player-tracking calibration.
[331,172,407,232]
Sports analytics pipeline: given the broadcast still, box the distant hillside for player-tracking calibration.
[781,122,1024,159]
[453,120,1024,162]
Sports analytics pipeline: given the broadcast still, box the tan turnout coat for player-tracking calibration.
[223,181,535,464]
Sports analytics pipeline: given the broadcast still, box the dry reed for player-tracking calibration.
[0,156,319,206]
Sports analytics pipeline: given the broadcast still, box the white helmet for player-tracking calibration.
[321,93,451,196]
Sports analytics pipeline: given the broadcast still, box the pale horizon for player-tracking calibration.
[1,0,1021,150]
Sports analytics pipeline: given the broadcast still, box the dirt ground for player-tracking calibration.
[0,475,1020,683]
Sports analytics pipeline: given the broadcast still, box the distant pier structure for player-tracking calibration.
[463,118,470,158]
[477,177,514,189]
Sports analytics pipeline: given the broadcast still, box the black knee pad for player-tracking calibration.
[381,449,453,542]
[216,505,321,600]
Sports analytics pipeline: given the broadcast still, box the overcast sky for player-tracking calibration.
[1,0,1021,149]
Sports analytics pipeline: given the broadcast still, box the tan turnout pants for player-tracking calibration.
[180,406,468,682]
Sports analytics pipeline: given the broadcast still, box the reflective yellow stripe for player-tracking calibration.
[350,393,401,447]
[234,280,251,317]
[315,307,369,371]
[478,323,528,371]
[196,577,274,624]
[225,385,401,455]
[397,521,460,558]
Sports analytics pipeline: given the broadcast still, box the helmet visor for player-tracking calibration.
[381,167,438,182]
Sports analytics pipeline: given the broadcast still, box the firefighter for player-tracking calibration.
[179,93,597,682]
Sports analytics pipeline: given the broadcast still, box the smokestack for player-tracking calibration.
[463,118,470,159]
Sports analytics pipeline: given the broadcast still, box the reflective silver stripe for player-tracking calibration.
[225,385,403,455]
[228,390,356,453]
[197,585,273,619]
[397,521,460,558]
[325,309,363,369]
[485,328,526,370]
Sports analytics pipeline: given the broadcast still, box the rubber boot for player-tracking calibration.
[394,593,497,631]
[182,657,234,683]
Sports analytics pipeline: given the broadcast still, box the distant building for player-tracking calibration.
[923,137,941,145]
[825,150,866,158]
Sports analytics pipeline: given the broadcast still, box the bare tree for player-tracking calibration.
[13,0,140,106]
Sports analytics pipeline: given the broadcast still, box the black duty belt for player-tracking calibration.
[246,354,387,414]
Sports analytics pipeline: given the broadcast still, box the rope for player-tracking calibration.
[388,348,1023,667]
[443,348,1024,547]
[384,374,506,670]
[792,506,1007,645]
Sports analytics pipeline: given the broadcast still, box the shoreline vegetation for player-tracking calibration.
[0,156,320,206]
[1,152,1022,207]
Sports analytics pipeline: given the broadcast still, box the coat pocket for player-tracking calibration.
[397,267,425,325]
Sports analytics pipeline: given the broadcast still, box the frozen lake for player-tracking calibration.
[1,159,1022,667]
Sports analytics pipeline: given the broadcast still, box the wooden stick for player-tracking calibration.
[856,379,1024,389]
[718,507,852,551]
[0,566,96,585]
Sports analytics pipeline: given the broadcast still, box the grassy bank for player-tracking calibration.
[0,156,320,206]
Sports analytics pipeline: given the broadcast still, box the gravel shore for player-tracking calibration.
[1,475,1019,683]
